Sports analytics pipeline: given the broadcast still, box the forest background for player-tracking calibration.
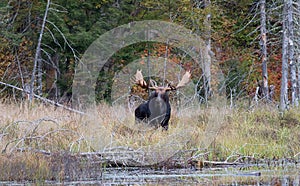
[1,0,300,181]
[0,0,297,109]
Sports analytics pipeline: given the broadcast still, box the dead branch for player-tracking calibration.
[0,81,84,114]
[202,160,243,166]
[16,147,51,155]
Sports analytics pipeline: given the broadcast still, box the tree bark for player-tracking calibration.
[29,0,51,102]
[297,56,300,102]
[288,0,297,106]
[37,57,43,96]
[297,0,300,101]
[280,0,290,111]
[260,0,269,101]
[203,0,212,101]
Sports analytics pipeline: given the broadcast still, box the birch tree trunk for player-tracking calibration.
[29,0,51,102]
[260,0,269,101]
[280,0,290,111]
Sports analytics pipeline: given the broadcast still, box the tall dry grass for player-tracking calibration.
[0,101,299,181]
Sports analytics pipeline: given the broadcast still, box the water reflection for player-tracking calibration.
[1,165,299,185]
[49,166,299,185]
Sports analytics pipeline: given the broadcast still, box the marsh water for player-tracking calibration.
[2,163,299,185]
[71,168,297,185]
[68,167,299,185]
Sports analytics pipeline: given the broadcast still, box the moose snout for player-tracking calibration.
[156,93,162,101]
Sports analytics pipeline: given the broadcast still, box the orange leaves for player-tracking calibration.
[0,37,14,78]
[131,84,148,100]
[0,36,34,84]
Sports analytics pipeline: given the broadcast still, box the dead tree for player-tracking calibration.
[280,0,291,111]
[260,0,269,100]
[29,0,51,102]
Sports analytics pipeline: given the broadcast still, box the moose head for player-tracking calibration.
[134,69,191,130]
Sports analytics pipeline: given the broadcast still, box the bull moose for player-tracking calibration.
[133,70,191,130]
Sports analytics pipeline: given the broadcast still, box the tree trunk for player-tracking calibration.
[203,0,212,101]
[37,57,43,96]
[292,61,298,106]
[291,0,300,107]
[298,56,300,102]
[29,0,51,102]
[289,0,297,106]
[280,0,290,111]
[260,0,269,101]
[297,0,300,101]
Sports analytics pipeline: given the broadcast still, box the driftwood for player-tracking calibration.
[13,147,263,169]
[15,147,300,169]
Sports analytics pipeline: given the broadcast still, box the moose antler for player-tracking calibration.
[135,69,147,88]
[135,69,159,89]
[149,79,158,89]
[134,69,191,90]
[175,70,191,89]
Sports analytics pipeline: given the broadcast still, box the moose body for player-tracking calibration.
[135,88,171,130]
[133,70,191,130]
